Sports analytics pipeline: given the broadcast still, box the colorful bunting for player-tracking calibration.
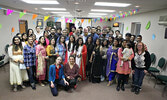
[81,19,84,23]
[100,18,102,22]
[110,17,112,21]
[55,17,59,22]
[73,19,76,23]
[114,17,116,20]
[152,34,155,40]
[20,12,25,18]
[33,21,35,25]
[32,14,38,20]
[7,9,14,16]
[126,27,128,31]
[11,27,15,32]
[44,15,49,21]
[88,19,91,23]
[146,21,151,30]
[65,18,69,23]
[0,24,2,29]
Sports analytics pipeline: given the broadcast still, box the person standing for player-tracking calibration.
[23,36,36,90]
[131,42,151,94]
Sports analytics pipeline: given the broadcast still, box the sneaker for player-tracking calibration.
[13,87,17,92]
[21,85,26,89]
[131,87,136,92]
[101,76,105,82]
[135,88,140,95]
[121,85,125,91]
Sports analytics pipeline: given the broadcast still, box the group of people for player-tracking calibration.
[8,25,151,96]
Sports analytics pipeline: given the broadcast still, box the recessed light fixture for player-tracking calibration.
[21,0,59,4]
[91,9,115,12]
[135,5,140,8]
[74,2,79,5]
[42,8,66,11]
[94,2,131,7]
[89,13,107,15]
[51,12,70,14]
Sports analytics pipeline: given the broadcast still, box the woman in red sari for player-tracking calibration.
[74,37,87,81]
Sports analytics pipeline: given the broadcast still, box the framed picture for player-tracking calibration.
[37,19,43,29]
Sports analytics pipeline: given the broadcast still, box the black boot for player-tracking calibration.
[121,84,125,91]
[135,87,140,95]
[116,85,120,91]
[131,86,136,92]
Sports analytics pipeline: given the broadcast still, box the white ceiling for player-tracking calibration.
[0,0,167,17]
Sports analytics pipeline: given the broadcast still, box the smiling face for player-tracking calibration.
[78,39,83,45]
[14,37,20,45]
[51,39,55,45]
[69,56,75,65]
[56,56,62,65]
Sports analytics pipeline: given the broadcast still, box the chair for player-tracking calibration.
[148,57,165,81]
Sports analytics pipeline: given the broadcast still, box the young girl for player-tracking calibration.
[120,43,133,68]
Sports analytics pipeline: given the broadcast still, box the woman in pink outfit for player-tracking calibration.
[116,39,134,91]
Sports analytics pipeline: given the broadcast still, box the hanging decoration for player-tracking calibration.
[6,9,14,16]
[146,21,151,30]
[44,15,50,21]
[32,14,38,20]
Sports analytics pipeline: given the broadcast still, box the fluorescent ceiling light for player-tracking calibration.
[21,0,59,4]
[91,9,115,12]
[88,15,102,18]
[51,12,70,14]
[42,8,66,11]
[94,2,131,7]
[89,13,107,15]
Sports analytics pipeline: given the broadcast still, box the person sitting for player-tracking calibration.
[48,56,69,96]
[64,55,79,91]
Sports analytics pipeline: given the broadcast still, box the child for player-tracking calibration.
[120,43,133,68]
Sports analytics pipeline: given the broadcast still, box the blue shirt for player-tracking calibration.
[88,33,99,43]
[48,64,65,82]
[55,43,66,61]
[23,44,36,67]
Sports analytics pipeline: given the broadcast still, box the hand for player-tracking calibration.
[67,76,70,79]
[144,70,148,74]
[19,60,24,64]
[89,59,92,63]
[51,83,55,88]
[27,67,30,70]
[92,51,95,55]
[64,80,69,85]
[14,59,18,63]
[45,56,49,59]
[132,70,135,74]
[56,52,59,55]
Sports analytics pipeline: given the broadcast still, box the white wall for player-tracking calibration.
[111,8,167,75]
[0,10,43,54]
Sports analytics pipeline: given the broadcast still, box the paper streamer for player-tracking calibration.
[7,9,14,16]
[110,17,112,21]
[122,14,125,18]
[33,21,35,25]
[44,15,49,21]
[94,18,97,23]
[146,21,151,30]
[20,12,25,18]
[32,14,38,20]
[55,17,59,22]
[88,19,91,23]
[73,19,76,23]
[100,18,102,22]
[11,27,15,32]
[65,18,69,23]
[126,27,128,31]
[152,34,155,40]
[81,19,84,23]
[0,24,2,29]
[114,17,116,20]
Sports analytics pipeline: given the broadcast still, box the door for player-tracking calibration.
[19,20,28,34]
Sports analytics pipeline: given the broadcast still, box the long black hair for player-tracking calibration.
[85,36,93,45]
[68,35,75,52]
[38,36,46,46]
[27,29,34,37]
[58,35,66,49]
[12,35,23,51]
[95,38,101,47]
[102,39,109,48]
[49,37,56,47]
[75,37,84,51]
[22,33,28,42]
[112,38,119,47]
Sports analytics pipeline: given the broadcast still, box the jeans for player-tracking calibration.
[26,66,36,84]
[134,68,145,88]
[49,79,67,96]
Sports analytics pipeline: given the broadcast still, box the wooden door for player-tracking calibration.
[19,20,28,34]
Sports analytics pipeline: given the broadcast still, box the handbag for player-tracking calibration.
[19,63,26,69]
